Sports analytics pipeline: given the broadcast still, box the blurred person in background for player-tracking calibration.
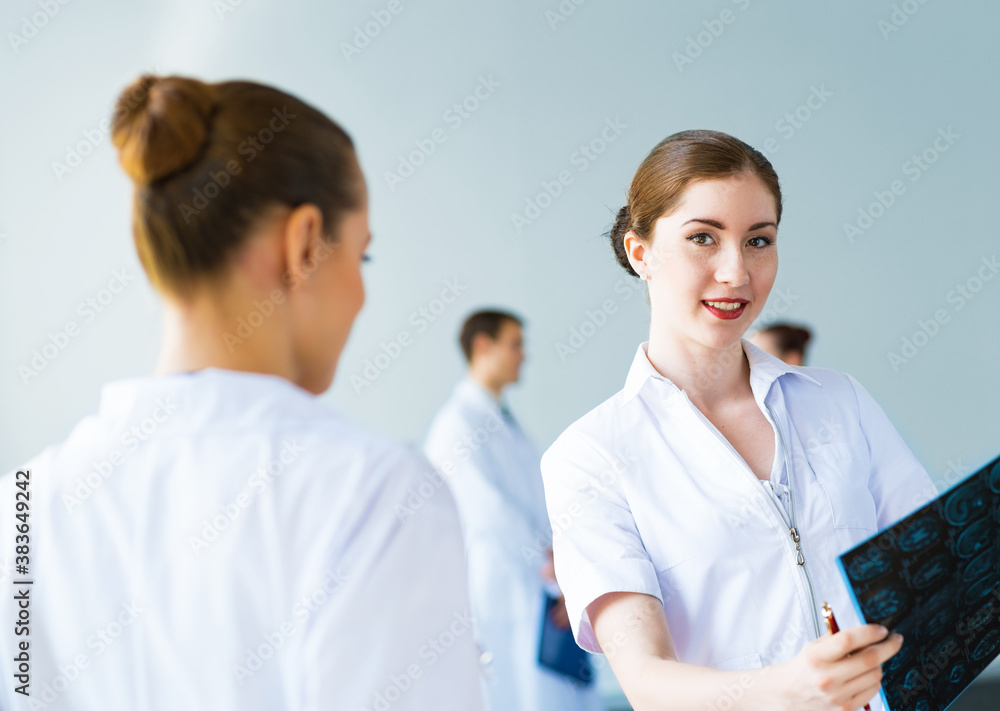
[424,310,603,711]
[0,74,481,711]
[748,322,813,365]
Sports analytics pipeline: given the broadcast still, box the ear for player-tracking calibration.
[470,332,495,361]
[281,203,328,292]
[623,230,648,277]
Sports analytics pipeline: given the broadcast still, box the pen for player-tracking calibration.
[822,602,872,711]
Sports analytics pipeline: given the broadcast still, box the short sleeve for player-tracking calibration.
[846,374,939,528]
[540,430,662,654]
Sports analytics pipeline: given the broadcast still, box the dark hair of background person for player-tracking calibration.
[459,310,523,363]
[760,322,812,358]
[608,129,782,277]
[110,74,364,295]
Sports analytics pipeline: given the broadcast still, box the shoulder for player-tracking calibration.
[424,382,503,450]
[542,389,631,479]
[277,413,433,501]
[782,365,859,409]
[779,364,867,418]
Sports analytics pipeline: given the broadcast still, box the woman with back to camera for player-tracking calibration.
[0,75,482,710]
[540,130,938,711]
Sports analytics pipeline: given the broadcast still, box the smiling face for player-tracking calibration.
[627,171,779,351]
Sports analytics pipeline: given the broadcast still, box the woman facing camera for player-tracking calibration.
[0,76,482,710]
[540,130,938,711]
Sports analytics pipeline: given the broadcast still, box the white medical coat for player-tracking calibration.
[541,340,939,711]
[0,368,482,711]
[424,376,602,711]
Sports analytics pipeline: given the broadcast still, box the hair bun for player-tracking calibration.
[609,204,639,277]
[111,74,215,184]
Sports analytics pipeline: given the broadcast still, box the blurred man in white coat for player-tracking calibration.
[424,310,603,711]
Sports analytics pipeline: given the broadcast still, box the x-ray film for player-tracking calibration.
[838,453,1000,711]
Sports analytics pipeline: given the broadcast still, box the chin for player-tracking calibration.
[302,364,337,396]
[699,328,746,350]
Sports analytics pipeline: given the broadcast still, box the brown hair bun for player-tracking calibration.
[111,74,216,184]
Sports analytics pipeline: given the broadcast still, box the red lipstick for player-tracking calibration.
[701,298,748,320]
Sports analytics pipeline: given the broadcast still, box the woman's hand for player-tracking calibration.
[540,547,558,583]
[549,595,571,629]
[768,624,903,711]
[588,591,903,711]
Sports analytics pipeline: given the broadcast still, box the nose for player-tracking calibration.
[714,244,750,287]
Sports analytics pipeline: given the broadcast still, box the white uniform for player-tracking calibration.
[541,340,939,711]
[424,376,603,711]
[0,367,483,711]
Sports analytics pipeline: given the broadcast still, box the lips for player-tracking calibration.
[702,299,747,320]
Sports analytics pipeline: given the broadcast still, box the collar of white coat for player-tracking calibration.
[97,366,313,418]
[456,374,506,413]
[620,338,822,408]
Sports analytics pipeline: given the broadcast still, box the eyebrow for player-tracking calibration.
[682,218,777,231]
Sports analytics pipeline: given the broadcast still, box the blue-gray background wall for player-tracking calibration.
[2,0,999,701]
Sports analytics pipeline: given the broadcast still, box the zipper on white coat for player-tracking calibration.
[680,391,824,639]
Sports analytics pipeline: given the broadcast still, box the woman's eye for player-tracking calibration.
[747,236,773,248]
[687,233,712,245]
[362,253,372,263]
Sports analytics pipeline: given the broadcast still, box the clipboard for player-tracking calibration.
[837,452,1000,711]
[537,592,594,685]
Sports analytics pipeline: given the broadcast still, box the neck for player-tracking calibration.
[645,317,751,410]
[468,366,504,399]
[154,278,299,384]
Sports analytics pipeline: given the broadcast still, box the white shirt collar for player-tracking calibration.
[621,338,822,407]
[456,374,507,411]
